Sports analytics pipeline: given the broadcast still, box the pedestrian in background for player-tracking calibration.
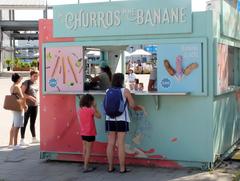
[9,73,27,149]
[127,68,136,91]
[148,66,157,91]
[79,94,101,173]
[20,70,39,145]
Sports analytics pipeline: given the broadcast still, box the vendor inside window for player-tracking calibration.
[85,61,112,90]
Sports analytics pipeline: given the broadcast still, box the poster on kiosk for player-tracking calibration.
[44,46,84,93]
[157,43,203,94]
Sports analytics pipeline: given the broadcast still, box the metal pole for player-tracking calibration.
[78,0,80,4]
[44,0,48,19]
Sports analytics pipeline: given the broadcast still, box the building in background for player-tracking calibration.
[0,0,45,72]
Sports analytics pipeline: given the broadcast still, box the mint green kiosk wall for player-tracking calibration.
[41,0,240,169]
[213,1,240,163]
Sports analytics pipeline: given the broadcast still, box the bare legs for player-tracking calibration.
[9,125,20,146]
[106,131,126,172]
[107,132,117,171]
[9,125,14,146]
[13,127,20,145]
[82,140,93,170]
[117,132,126,172]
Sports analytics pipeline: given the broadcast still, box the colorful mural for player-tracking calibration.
[217,44,229,94]
[216,43,235,95]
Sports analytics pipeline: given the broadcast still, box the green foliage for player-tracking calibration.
[4,59,13,66]
[21,62,31,68]
[13,58,21,67]
[31,59,38,67]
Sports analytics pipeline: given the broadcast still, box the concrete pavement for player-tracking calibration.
[0,144,238,181]
[0,76,240,181]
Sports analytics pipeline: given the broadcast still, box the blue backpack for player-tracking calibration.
[103,88,127,118]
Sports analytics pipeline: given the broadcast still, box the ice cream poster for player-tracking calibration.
[157,43,202,94]
[44,46,84,93]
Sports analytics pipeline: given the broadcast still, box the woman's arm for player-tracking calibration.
[124,88,147,115]
[15,86,28,111]
[124,88,135,109]
[91,76,100,83]
[15,86,24,98]
[21,84,36,103]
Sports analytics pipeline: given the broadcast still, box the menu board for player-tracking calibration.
[157,43,203,94]
[44,46,84,93]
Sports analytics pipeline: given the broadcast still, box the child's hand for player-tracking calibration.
[93,101,97,108]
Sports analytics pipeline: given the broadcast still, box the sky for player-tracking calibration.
[15,0,209,20]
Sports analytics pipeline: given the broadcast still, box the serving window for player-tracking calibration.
[216,43,239,95]
[42,40,206,96]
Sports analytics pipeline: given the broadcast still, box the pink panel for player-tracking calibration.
[39,20,82,152]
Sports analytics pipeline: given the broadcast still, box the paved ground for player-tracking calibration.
[0,76,240,181]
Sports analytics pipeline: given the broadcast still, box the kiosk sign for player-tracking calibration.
[53,0,192,38]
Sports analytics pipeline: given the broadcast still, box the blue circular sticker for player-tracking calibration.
[49,79,57,88]
[161,78,171,88]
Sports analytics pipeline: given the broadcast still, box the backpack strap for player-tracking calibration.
[103,88,109,114]
[121,88,128,121]
[122,88,128,110]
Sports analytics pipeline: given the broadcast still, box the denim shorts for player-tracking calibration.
[12,111,24,128]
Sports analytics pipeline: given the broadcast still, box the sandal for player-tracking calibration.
[83,166,97,173]
[119,168,131,174]
[108,167,116,173]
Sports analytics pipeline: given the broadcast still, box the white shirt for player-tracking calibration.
[128,73,136,83]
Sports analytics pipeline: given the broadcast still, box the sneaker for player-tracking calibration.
[8,145,14,149]
[31,137,40,144]
[13,145,25,150]
[20,139,29,146]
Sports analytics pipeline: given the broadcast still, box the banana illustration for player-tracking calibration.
[183,63,198,76]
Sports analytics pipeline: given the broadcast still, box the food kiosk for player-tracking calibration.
[39,0,240,169]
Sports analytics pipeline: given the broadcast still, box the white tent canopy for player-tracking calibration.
[130,49,151,56]
[86,50,101,56]
[124,51,131,57]
[0,0,45,9]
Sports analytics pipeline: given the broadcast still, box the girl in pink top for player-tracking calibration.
[79,94,101,173]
